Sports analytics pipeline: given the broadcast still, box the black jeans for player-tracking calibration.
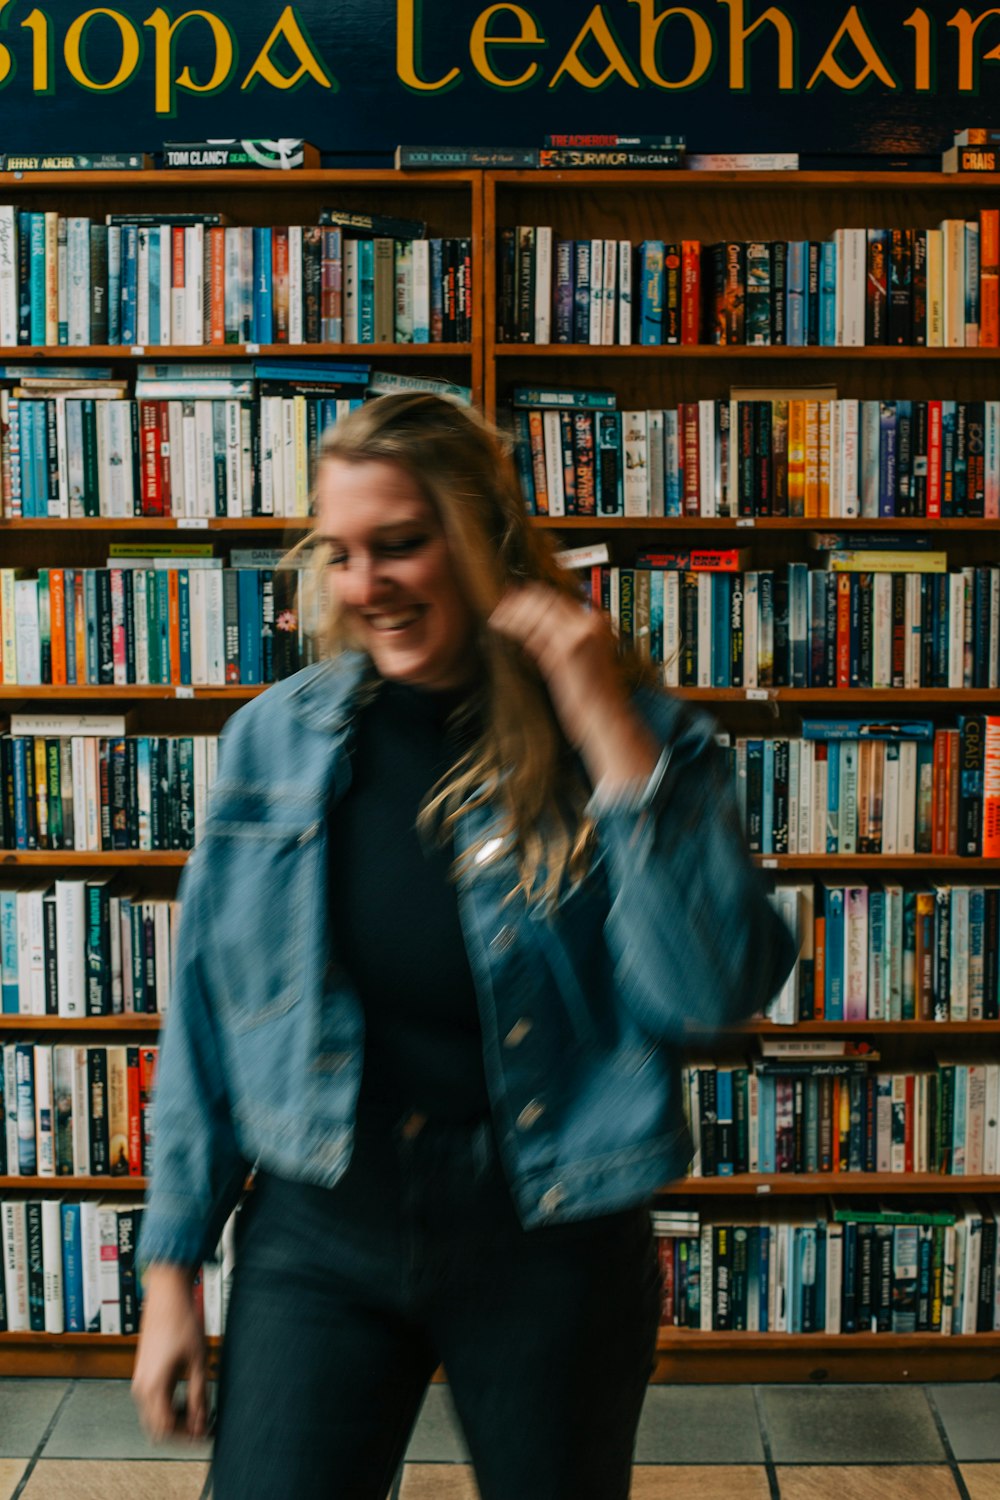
[212,1111,661,1500]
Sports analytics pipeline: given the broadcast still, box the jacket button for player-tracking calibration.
[539,1184,566,1215]
[504,1018,532,1048]
[517,1099,545,1130]
[490,925,516,955]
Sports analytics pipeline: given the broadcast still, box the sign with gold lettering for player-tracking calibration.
[0,2,992,160]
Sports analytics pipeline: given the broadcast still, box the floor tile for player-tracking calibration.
[631,1466,771,1498]
[759,1385,945,1464]
[20,1461,209,1500]
[0,1460,28,1500]
[0,1381,68,1459]
[961,1465,1000,1500]
[399,1465,479,1500]
[635,1386,764,1463]
[777,1468,959,1500]
[929,1386,1000,1461]
[404,1387,470,1463]
[42,1381,212,1462]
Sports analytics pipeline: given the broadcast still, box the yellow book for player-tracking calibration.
[804,400,820,517]
[294,393,309,515]
[787,399,805,516]
[106,1045,130,1176]
[824,550,947,573]
[926,228,944,348]
[44,211,59,347]
[0,568,19,683]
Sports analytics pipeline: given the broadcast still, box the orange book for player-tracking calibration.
[74,572,87,684]
[836,573,851,688]
[787,400,805,516]
[273,227,290,344]
[914,891,936,1019]
[45,212,59,345]
[126,1045,142,1176]
[49,568,66,686]
[680,240,701,345]
[208,227,226,345]
[931,729,948,854]
[803,400,820,516]
[527,410,548,514]
[857,740,871,852]
[167,569,181,684]
[817,400,831,515]
[838,1076,851,1170]
[980,208,999,348]
[984,716,1000,857]
[813,910,826,1020]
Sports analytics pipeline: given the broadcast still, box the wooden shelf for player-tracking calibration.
[0,1176,147,1191]
[0,851,189,867]
[0,685,266,700]
[0,1331,220,1380]
[0,1016,160,1031]
[532,516,1000,530]
[651,1330,1000,1384]
[0,517,311,531]
[751,855,1000,870]
[2,684,993,703]
[493,343,1000,360]
[722,1019,1000,1035]
[491,168,1000,191]
[1,167,478,189]
[0,342,471,359]
[659,1174,1000,1196]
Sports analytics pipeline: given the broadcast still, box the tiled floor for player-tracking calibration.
[0,1379,999,1497]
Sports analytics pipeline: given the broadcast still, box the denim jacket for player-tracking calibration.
[140,652,797,1267]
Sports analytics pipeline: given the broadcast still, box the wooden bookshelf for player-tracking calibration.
[2,167,999,1380]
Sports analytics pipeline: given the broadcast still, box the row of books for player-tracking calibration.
[498,218,996,347]
[0,1199,233,1337]
[512,389,1000,519]
[594,557,1000,691]
[0,884,177,1017]
[683,1058,999,1178]
[1,1043,158,1177]
[0,370,369,520]
[766,881,1000,1024]
[0,732,218,853]
[1,555,320,687]
[651,1201,1000,1334]
[0,210,474,346]
[721,719,1000,860]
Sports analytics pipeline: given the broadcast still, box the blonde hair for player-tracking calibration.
[298,392,647,907]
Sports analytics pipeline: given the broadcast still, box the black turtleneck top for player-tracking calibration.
[327,679,490,1124]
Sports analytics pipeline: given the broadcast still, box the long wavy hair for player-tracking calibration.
[297,392,650,907]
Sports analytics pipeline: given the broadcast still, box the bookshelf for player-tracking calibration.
[1,164,999,1382]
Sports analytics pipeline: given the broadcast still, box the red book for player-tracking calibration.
[273,227,290,343]
[680,402,700,515]
[658,1237,675,1328]
[635,548,749,572]
[932,728,949,854]
[167,570,182,685]
[157,402,172,517]
[49,569,66,686]
[946,728,961,857]
[681,240,701,345]
[926,400,943,518]
[836,573,851,687]
[126,1045,142,1177]
[983,716,1000,857]
[139,402,162,516]
[980,209,999,348]
[138,1047,158,1175]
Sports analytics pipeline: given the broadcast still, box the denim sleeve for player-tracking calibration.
[138,844,250,1271]
[594,701,798,1043]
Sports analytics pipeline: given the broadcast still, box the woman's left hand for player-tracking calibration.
[489,584,661,791]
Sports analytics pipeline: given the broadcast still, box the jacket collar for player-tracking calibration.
[285,652,371,734]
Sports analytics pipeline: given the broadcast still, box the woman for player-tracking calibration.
[133,393,795,1499]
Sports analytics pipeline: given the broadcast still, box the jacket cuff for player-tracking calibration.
[584,744,674,820]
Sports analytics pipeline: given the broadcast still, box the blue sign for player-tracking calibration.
[0,2,995,161]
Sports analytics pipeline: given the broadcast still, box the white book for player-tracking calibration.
[825,1219,843,1334]
[194,401,215,518]
[790,738,803,854]
[159,224,172,346]
[622,410,649,516]
[55,878,86,1017]
[840,398,860,517]
[2,1201,29,1331]
[533,225,552,344]
[617,239,632,345]
[986,402,1000,521]
[203,571,225,685]
[281,398,297,517]
[288,225,303,345]
[873,574,892,688]
[950,886,970,1023]
[647,410,664,517]
[134,570,150,685]
[897,741,917,854]
[80,1199,102,1332]
[67,217,92,345]
[600,237,616,346]
[882,743,900,855]
[189,569,207,686]
[697,574,713,687]
[541,411,564,517]
[588,238,604,346]
[19,886,47,1015]
[225,399,243,518]
[184,224,205,346]
[71,1045,91,1175]
[960,1200,982,1334]
[0,205,17,345]
[41,1199,64,1333]
[259,396,275,515]
[83,737,101,851]
[166,401,183,514]
[3,1047,18,1167]
[154,900,172,1015]
[14,579,41,684]
[743,573,759,690]
[343,239,359,343]
[411,240,430,343]
[34,1043,55,1175]
[949,571,966,687]
[983,1065,999,1177]
[136,226,150,346]
[97,1204,121,1334]
[698,400,717,517]
[663,573,680,688]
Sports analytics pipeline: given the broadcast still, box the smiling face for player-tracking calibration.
[315,456,480,692]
